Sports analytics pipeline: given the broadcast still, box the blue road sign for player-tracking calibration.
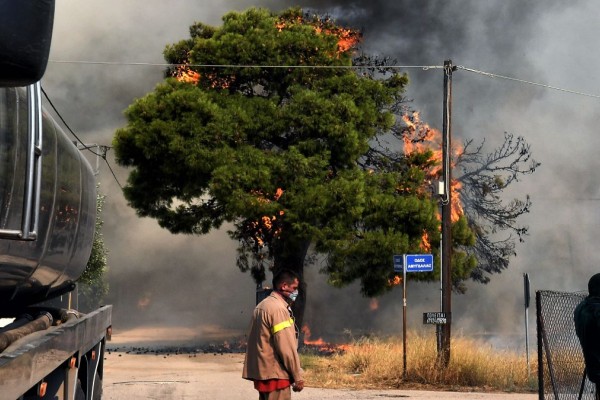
[393,255,403,273]
[405,254,433,272]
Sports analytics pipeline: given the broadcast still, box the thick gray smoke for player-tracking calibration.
[42,0,600,348]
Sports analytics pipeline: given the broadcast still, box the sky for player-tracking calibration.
[41,0,600,348]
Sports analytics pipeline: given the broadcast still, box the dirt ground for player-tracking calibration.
[101,328,538,399]
[102,352,538,399]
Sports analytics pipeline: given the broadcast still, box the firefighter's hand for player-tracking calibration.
[293,380,304,392]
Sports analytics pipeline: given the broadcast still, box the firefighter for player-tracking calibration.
[574,272,600,399]
[243,269,304,400]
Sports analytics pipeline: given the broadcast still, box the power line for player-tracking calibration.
[49,59,600,99]
[41,86,96,153]
[40,86,123,189]
[103,157,124,190]
[456,65,600,100]
[40,60,599,193]
[49,60,444,70]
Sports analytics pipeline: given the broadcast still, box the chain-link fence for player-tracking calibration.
[537,290,595,399]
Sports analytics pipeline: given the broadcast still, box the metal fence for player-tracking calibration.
[537,290,594,399]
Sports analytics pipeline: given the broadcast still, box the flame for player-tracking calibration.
[246,189,285,249]
[369,298,379,311]
[274,187,283,200]
[175,65,200,84]
[174,66,234,89]
[175,17,359,86]
[420,230,431,252]
[173,51,234,88]
[335,28,360,52]
[402,112,463,222]
[261,215,273,230]
[450,179,464,222]
[301,324,350,353]
[315,26,360,53]
[137,293,151,310]
[301,325,326,346]
[277,16,360,55]
[387,275,402,287]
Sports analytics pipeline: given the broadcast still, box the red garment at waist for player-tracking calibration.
[254,379,291,393]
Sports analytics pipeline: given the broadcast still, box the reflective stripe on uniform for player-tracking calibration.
[272,318,294,334]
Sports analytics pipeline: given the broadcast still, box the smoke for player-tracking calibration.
[42,0,600,346]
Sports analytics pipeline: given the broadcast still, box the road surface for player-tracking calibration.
[102,351,538,400]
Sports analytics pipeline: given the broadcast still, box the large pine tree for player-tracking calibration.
[113,8,476,327]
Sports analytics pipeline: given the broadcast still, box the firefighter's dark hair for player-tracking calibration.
[272,269,299,289]
[588,273,600,296]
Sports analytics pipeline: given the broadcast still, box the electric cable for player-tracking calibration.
[41,60,600,194]
[49,60,444,70]
[103,156,124,190]
[49,60,600,99]
[456,65,600,100]
[40,86,101,155]
[40,86,123,189]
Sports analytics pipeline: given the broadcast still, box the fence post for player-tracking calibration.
[536,291,545,400]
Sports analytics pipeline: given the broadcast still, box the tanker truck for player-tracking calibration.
[0,2,112,399]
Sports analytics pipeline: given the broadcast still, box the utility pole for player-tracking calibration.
[439,59,455,367]
[76,143,108,176]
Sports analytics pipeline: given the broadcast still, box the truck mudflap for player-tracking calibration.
[0,305,112,400]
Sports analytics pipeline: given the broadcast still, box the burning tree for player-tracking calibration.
[112,7,536,327]
[456,133,539,287]
[361,90,539,292]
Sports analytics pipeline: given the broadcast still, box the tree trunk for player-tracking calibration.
[273,237,311,335]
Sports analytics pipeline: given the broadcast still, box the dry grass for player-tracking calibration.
[301,332,537,393]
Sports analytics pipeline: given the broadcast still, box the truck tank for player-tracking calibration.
[0,86,97,315]
[0,4,112,399]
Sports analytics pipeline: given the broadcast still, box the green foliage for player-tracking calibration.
[113,7,475,298]
[78,188,109,310]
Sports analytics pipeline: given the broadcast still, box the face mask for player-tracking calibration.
[287,290,299,302]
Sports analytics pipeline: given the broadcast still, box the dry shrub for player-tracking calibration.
[301,331,537,392]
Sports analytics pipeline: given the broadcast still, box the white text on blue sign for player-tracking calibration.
[405,254,434,272]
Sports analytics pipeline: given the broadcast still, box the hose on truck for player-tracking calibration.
[0,311,53,352]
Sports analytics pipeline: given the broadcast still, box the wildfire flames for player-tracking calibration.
[174,62,234,88]
[421,230,431,252]
[174,64,200,84]
[301,324,350,354]
[137,293,151,310]
[277,14,361,55]
[175,17,360,86]
[245,188,285,248]
[369,298,379,310]
[402,112,464,223]
[313,25,361,53]
[387,275,402,287]
[172,50,235,88]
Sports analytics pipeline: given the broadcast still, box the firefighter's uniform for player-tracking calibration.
[243,291,303,400]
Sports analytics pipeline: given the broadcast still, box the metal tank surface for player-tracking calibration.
[0,86,97,314]
[0,4,113,399]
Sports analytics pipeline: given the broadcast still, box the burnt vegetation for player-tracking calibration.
[456,133,540,284]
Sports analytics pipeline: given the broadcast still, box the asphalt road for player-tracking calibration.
[101,351,538,400]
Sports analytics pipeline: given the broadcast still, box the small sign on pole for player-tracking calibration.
[393,255,403,273]
[423,312,449,325]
